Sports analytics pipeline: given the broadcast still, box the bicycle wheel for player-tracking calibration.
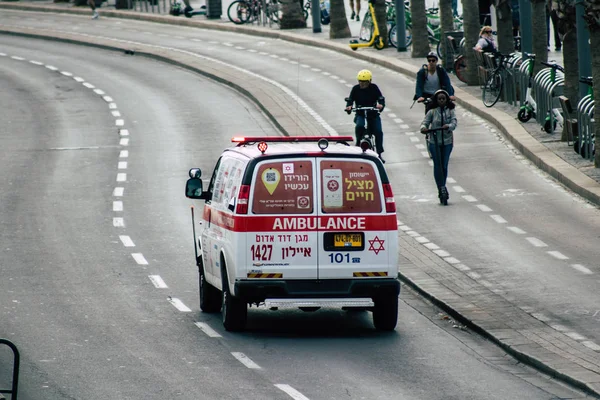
[227,0,251,24]
[359,12,373,41]
[482,72,503,107]
[454,55,467,83]
[388,24,412,48]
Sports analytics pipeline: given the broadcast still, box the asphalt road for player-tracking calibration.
[0,13,596,400]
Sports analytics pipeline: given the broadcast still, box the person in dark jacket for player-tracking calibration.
[414,52,456,113]
[345,69,386,163]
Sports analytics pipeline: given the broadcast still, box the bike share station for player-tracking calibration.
[0,338,20,400]
[575,80,595,158]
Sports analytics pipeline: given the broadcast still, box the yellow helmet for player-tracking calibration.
[357,69,372,81]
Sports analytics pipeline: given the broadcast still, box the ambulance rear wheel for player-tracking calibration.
[199,259,222,313]
[222,268,247,332]
[372,295,398,331]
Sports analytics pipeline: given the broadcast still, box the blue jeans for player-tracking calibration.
[429,142,453,188]
[355,115,384,154]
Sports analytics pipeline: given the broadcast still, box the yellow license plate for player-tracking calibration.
[334,234,362,248]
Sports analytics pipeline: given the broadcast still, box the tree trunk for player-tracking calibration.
[330,0,351,38]
[411,0,430,57]
[561,28,579,141]
[439,0,454,68]
[280,0,307,29]
[462,0,481,84]
[374,0,388,47]
[531,0,548,74]
[494,0,515,54]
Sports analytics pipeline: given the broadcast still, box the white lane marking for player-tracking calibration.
[168,297,192,312]
[388,113,397,118]
[399,124,410,129]
[421,151,430,158]
[467,271,481,279]
[45,65,58,71]
[120,138,130,146]
[109,103,117,109]
[550,324,569,332]
[113,187,124,197]
[11,55,25,60]
[0,52,6,56]
[30,60,44,65]
[444,257,460,264]
[405,231,420,237]
[582,341,600,351]
[490,215,507,224]
[526,237,547,247]
[149,275,168,288]
[112,110,122,117]
[194,322,222,338]
[415,144,425,150]
[424,242,440,250]
[452,186,465,193]
[74,76,85,82]
[446,178,456,184]
[565,332,586,341]
[94,89,105,95]
[60,71,73,76]
[275,384,310,400]
[113,201,123,211]
[399,225,411,231]
[394,118,405,124]
[119,129,129,136]
[477,204,493,212]
[118,161,128,169]
[83,82,95,88]
[455,264,471,271]
[119,235,135,247]
[415,236,429,243]
[117,173,127,182]
[405,131,414,136]
[433,249,450,257]
[132,253,148,265]
[113,217,124,227]
[119,150,129,158]
[462,195,477,202]
[507,226,526,234]
[571,264,592,274]
[231,352,261,369]
[531,313,551,322]
[103,95,114,102]
[548,251,569,260]
[116,119,125,126]
[409,137,420,143]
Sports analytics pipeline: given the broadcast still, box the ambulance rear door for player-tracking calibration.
[317,158,397,279]
[245,158,318,280]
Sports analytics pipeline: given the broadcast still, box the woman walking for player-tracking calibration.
[420,90,458,205]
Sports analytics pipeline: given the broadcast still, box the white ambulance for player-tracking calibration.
[185,136,400,332]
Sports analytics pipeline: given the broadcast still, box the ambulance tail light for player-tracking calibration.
[236,185,251,214]
[383,184,396,213]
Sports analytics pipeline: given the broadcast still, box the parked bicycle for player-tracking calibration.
[227,0,280,27]
[482,52,510,108]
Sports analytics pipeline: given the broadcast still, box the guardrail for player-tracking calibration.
[0,339,20,400]
[576,86,595,159]
[533,62,564,133]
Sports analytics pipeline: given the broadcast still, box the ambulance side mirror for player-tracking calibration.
[185,178,207,199]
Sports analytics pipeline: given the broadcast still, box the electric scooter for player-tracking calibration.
[349,0,385,51]
[422,126,448,205]
[539,61,565,133]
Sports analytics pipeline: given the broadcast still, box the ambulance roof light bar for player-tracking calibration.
[231,136,354,146]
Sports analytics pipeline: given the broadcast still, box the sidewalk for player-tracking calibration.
[1,2,600,397]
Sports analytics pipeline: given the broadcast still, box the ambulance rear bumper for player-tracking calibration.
[234,278,400,304]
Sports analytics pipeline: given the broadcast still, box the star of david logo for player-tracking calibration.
[368,236,385,255]
[327,180,339,192]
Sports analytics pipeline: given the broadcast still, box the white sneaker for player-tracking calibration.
[92,11,99,19]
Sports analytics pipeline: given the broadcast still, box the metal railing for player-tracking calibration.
[576,89,595,159]
[532,63,564,131]
[0,339,20,400]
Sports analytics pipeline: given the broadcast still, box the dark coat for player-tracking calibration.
[414,65,455,99]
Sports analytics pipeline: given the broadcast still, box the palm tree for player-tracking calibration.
[552,0,579,141]
[280,0,307,29]
[461,0,480,84]
[410,0,430,57]
[329,0,351,38]
[582,0,600,166]
[492,0,515,54]
[531,0,548,74]
[439,0,454,69]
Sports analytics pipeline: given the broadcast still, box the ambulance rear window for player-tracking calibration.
[251,160,313,214]
[320,160,382,214]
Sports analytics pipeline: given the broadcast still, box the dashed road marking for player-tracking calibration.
[132,253,148,265]
[149,275,168,288]
[275,384,310,400]
[231,352,261,369]
[548,251,569,260]
[119,235,135,247]
[194,322,222,337]
[526,237,547,247]
[168,297,192,312]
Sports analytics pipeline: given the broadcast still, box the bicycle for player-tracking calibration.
[344,99,385,162]
[227,0,280,26]
[482,52,509,108]
[350,0,385,50]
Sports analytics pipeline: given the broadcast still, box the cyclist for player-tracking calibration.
[414,52,456,113]
[419,90,457,203]
[345,69,386,163]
